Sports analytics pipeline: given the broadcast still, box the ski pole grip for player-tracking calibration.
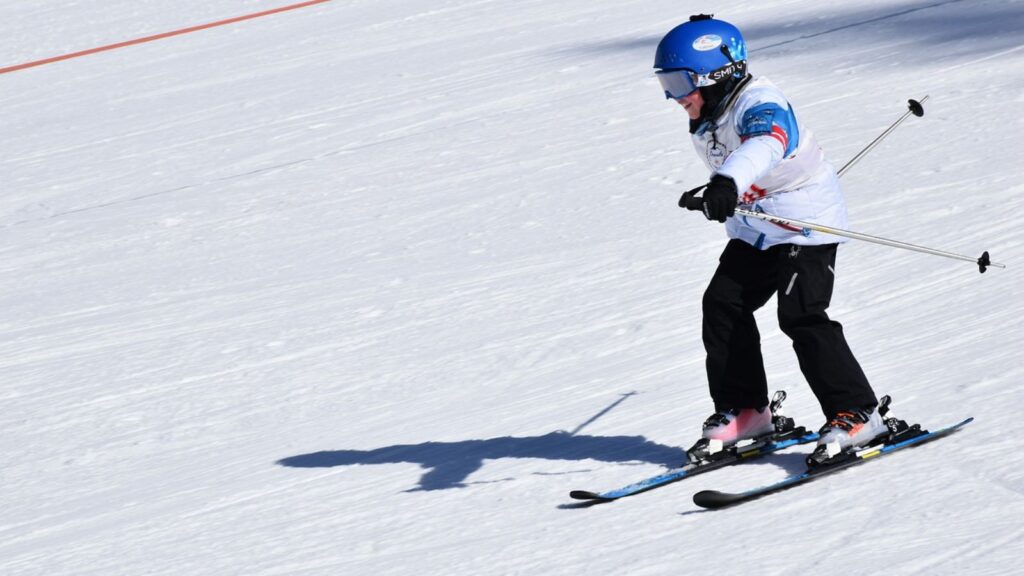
[679,183,708,211]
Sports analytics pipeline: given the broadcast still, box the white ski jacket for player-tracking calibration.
[691,76,848,249]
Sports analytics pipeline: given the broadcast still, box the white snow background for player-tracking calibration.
[2,0,1022,574]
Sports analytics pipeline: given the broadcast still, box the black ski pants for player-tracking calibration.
[702,239,877,418]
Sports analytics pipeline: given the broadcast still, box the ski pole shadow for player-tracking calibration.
[276,431,688,492]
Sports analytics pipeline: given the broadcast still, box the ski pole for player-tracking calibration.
[679,190,1005,273]
[837,96,927,178]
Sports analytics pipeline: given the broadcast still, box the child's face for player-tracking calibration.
[675,89,704,120]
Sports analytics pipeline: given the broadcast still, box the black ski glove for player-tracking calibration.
[702,175,738,223]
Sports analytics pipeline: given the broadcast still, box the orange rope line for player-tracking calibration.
[0,0,333,75]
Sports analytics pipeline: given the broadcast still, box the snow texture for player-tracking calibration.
[2,0,1022,574]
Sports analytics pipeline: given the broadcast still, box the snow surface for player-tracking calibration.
[2,0,1023,574]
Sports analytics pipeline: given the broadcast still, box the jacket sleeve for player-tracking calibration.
[714,101,800,195]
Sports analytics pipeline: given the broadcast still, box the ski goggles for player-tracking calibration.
[657,61,746,99]
[656,69,703,100]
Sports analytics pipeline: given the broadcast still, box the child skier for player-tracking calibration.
[654,15,889,462]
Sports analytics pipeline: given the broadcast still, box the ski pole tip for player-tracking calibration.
[976,251,1008,272]
[976,251,1007,273]
[908,98,925,117]
[978,251,990,273]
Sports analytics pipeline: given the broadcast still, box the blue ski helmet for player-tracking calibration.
[654,15,747,99]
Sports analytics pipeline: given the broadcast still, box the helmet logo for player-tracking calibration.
[692,34,723,51]
[709,60,746,81]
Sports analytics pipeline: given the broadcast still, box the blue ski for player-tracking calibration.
[569,430,819,502]
[693,417,973,509]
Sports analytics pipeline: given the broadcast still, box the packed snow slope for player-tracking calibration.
[2,0,1022,574]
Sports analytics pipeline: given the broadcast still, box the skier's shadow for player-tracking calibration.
[276,431,689,491]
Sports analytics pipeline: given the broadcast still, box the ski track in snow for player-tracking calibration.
[2,0,1023,574]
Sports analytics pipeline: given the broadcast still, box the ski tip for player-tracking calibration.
[950,416,974,431]
[692,489,740,510]
[569,490,612,501]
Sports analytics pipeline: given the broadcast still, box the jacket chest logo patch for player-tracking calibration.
[706,140,727,168]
